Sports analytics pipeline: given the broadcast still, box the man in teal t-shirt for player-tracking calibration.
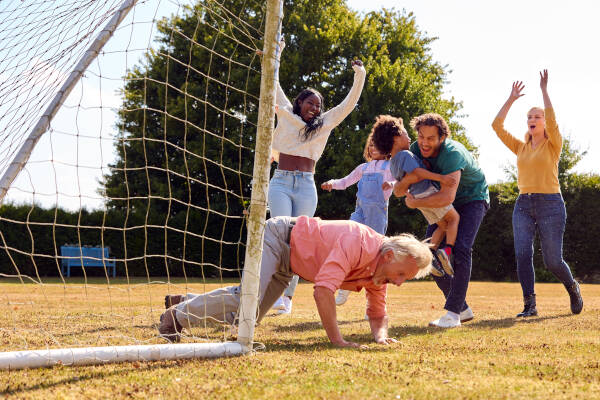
[404,113,489,328]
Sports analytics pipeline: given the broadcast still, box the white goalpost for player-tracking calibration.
[0,0,282,370]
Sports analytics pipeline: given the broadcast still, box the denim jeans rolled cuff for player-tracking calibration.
[174,216,295,328]
[429,200,489,314]
[513,193,574,297]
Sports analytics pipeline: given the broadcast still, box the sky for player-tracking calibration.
[2,0,599,210]
[348,0,600,183]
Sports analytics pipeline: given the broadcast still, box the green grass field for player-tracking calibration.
[1,280,599,399]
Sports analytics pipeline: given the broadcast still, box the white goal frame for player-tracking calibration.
[0,0,282,370]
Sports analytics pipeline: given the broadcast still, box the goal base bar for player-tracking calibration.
[0,342,247,370]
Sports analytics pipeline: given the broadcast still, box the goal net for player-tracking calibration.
[0,0,281,369]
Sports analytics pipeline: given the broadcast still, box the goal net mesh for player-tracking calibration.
[0,0,270,352]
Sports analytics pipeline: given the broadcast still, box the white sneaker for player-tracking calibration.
[335,290,350,306]
[429,312,461,328]
[276,296,292,315]
[271,296,285,311]
[460,307,474,323]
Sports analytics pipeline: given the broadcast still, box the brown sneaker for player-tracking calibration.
[158,308,183,342]
[164,294,185,309]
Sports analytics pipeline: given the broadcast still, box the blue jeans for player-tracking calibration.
[268,169,318,296]
[427,200,489,314]
[268,170,318,218]
[512,193,574,297]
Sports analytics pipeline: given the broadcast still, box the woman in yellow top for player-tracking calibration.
[492,70,583,317]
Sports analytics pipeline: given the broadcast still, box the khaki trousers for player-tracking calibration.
[175,216,296,329]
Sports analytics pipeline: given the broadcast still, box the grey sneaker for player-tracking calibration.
[435,248,454,277]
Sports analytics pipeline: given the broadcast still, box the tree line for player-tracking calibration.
[1,0,598,282]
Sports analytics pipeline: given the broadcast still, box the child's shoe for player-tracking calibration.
[436,247,454,277]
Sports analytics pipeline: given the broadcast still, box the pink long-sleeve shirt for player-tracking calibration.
[289,216,388,319]
[325,160,395,200]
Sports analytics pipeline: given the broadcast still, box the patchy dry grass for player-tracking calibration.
[1,280,599,399]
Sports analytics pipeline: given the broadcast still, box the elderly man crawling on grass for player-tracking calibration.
[159,216,433,348]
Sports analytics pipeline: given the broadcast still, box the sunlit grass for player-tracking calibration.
[1,281,599,399]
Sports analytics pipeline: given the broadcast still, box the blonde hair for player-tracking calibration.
[362,132,374,162]
[363,131,391,162]
[380,233,433,279]
[524,107,547,142]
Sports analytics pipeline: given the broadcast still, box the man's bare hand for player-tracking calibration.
[405,192,417,208]
[393,181,408,197]
[382,182,393,191]
[375,337,397,345]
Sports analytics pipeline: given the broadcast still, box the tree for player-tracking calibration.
[103,1,265,276]
[101,0,470,274]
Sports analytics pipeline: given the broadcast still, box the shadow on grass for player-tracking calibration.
[270,318,363,334]
[269,312,575,342]
[1,359,195,397]
[463,312,572,330]
[262,335,400,353]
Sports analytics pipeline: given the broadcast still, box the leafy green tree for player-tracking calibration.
[101,0,471,274]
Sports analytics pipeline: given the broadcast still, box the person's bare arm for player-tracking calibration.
[393,174,418,197]
[313,286,364,348]
[405,170,461,209]
[539,69,553,110]
[411,168,457,186]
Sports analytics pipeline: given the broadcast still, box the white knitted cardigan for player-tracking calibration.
[271,64,366,162]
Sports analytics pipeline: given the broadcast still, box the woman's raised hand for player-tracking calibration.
[539,69,548,91]
[509,81,525,102]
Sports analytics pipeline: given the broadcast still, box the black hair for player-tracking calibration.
[292,88,324,141]
[371,115,406,155]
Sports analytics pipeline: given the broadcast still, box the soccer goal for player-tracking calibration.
[0,0,282,369]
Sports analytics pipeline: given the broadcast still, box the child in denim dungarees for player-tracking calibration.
[321,134,395,306]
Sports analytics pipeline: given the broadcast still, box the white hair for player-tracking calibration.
[380,233,433,279]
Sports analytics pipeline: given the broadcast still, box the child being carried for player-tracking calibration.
[372,115,459,277]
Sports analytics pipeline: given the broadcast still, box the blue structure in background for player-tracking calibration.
[60,246,116,277]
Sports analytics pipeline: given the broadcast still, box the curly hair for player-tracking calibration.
[292,88,325,141]
[370,115,407,156]
[410,113,451,139]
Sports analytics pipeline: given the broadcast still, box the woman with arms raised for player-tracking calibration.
[491,70,583,317]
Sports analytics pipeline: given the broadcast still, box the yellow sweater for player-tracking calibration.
[492,108,562,194]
